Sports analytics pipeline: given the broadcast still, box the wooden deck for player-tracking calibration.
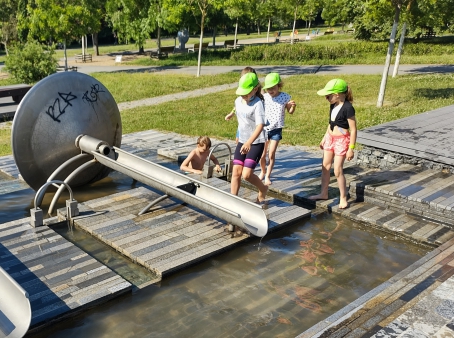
[357,104,454,166]
[57,183,310,278]
[0,97,18,120]
[0,217,131,332]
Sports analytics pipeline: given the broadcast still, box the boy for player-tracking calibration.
[180,136,222,174]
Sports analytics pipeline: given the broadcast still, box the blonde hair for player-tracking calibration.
[197,136,211,148]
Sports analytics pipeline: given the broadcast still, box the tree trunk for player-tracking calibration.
[197,13,205,77]
[212,26,216,48]
[377,4,401,107]
[64,40,68,71]
[307,20,312,37]
[92,33,99,56]
[291,6,297,44]
[157,26,161,53]
[267,17,271,42]
[257,21,260,35]
[234,18,238,48]
[392,22,407,78]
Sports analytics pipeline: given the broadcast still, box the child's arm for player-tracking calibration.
[286,100,296,114]
[225,107,236,121]
[180,150,202,174]
[210,154,222,173]
[346,116,357,162]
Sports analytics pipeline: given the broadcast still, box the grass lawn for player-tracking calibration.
[119,73,454,147]
[1,72,453,157]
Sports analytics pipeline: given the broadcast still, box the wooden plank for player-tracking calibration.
[0,217,131,330]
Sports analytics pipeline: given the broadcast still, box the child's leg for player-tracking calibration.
[264,140,279,186]
[242,167,268,202]
[231,165,243,195]
[259,140,269,180]
[231,142,246,195]
[333,155,348,208]
[309,150,334,200]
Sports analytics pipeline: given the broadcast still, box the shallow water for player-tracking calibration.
[0,169,430,338]
[32,212,429,338]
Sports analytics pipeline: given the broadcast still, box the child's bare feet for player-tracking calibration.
[338,197,349,209]
[258,172,265,180]
[257,185,269,203]
[308,194,328,201]
[264,177,272,186]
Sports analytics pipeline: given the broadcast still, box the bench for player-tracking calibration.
[224,39,240,49]
[150,46,175,59]
[282,38,299,43]
[346,29,355,34]
[422,31,436,38]
[323,31,334,35]
[57,66,78,72]
[74,53,92,62]
[188,42,209,53]
[0,84,32,103]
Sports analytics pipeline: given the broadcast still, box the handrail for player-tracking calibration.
[207,142,232,170]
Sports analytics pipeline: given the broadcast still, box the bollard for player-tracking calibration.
[30,208,44,227]
[66,199,79,221]
[202,164,214,179]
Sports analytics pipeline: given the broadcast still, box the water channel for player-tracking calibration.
[0,170,431,338]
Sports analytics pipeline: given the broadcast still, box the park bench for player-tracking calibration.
[422,31,436,38]
[188,42,209,53]
[0,83,32,103]
[75,53,92,62]
[323,31,334,35]
[346,29,355,34]
[224,39,240,49]
[282,38,299,43]
[57,66,78,72]
[150,46,175,59]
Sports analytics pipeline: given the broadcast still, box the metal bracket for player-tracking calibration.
[30,208,44,227]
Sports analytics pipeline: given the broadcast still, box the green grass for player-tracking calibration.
[91,72,241,103]
[119,73,454,147]
[1,72,453,157]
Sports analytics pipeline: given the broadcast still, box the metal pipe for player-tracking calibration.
[46,153,91,189]
[48,159,97,215]
[207,142,232,168]
[34,180,74,209]
[138,194,169,215]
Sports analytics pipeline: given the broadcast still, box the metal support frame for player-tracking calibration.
[203,142,233,179]
[31,180,78,227]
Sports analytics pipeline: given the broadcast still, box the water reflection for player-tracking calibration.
[32,213,429,338]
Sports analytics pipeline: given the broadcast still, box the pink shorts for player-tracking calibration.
[322,132,350,156]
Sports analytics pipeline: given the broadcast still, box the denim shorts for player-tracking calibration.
[267,128,283,141]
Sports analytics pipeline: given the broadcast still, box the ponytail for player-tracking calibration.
[346,86,353,102]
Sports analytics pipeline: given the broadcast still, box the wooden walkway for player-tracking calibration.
[0,217,131,331]
[58,184,309,278]
[357,104,454,166]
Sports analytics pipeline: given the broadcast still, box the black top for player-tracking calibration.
[329,100,355,131]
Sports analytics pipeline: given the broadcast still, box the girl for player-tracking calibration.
[259,72,296,186]
[225,67,257,144]
[309,78,357,209]
[231,72,268,203]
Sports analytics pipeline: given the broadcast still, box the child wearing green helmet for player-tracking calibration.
[258,72,296,186]
[309,78,357,209]
[231,72,268,204]
[225,67,257,144]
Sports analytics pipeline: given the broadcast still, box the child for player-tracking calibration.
[225,67,257,144]
[180,136,221,175]
[258,72,296,186]
[309,79,357,209]
[231,72,268,203]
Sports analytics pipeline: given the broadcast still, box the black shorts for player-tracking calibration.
[233,142,265,169]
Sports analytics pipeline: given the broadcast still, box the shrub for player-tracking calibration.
[4,41,58,84]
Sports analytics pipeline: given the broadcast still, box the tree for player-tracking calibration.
[105,0,151,53]
[0,0,19,54]
[224,0,248,49]
[20,0,101,70]
[186,0,224,77]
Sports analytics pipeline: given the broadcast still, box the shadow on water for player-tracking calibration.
[31,212,430,338]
